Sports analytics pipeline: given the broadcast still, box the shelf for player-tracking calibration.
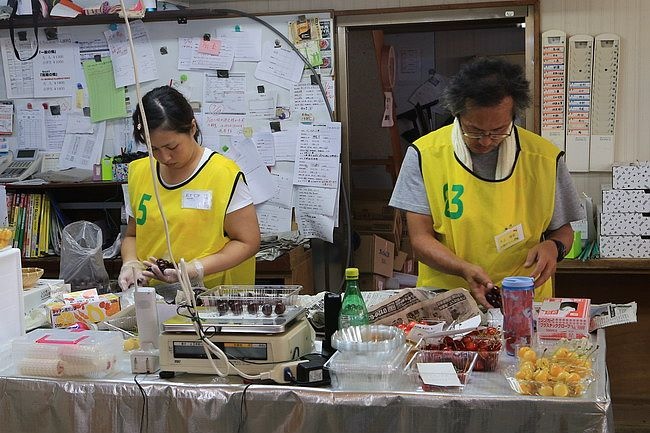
[0,9,237,30]
[3,181,124,190]
[557,258,650,275]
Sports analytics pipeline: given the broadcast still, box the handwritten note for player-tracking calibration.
[217,26,262,62]
[104,20,158,87]
[293,122,341,188]
[292,76,335,113]
[256,202,293,235]
[254,41,304,90]
[200,113,245,136]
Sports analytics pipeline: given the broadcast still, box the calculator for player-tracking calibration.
[0,149,43,183]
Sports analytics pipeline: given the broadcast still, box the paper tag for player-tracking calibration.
[182,190,212,210]
[417,363,462,387]
[494,223,525,252]
[382,91,394,127]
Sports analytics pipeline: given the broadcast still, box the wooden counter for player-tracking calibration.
[556,258,650,433]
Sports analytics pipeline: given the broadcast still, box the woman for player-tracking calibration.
[118,86,260,290]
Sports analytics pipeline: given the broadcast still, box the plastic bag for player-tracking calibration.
[59,221,110,292]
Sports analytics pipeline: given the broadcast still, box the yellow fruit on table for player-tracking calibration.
[549,364,565,377]
[566,372,581,383]
[539,384,554,396]
[553,383,569,397]
[534,369,549,382]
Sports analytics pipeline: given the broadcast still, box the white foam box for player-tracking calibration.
[612,164,650,190]
[600,235,650,258]
[602,189,650,213]
[536,298,591,340]
[600,212,650,236]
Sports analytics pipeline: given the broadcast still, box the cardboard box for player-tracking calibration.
[612,164,650,190]
[536,298,591,340]
[46,289,121,328]
[354,234,394,277]
[602,189,650,213]
[358,273,387,291]
[393,250,408,271]
[600,235,650,258]
[600,212,650,236]
[354,208,402,248]
[352,199,395,220]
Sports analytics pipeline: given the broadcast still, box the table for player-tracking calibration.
[0,331,613,433]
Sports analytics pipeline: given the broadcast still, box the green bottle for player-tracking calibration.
[338,268,370,329]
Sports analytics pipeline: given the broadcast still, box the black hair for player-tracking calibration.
[132,85,201,144]
[442,57,531,118]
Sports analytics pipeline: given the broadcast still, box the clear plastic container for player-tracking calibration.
[325,343,410,391]
[331,324,406,354]
[407,350,478,391]
[198,285,301,318]
[12,328,123,378]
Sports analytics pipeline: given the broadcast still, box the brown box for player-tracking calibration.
[354,234,394,277]
[393,250,408,271]
[354,208,402,249]
[255,246,314,294]
[358,273,387,291]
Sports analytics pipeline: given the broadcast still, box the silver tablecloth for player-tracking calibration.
[0,331,613,433]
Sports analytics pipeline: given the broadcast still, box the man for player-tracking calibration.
[389,57,585,308]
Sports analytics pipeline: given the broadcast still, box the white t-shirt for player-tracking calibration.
[125,148,252,218]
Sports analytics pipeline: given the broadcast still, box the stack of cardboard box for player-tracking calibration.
[351,190,416,289]
[600,163,650,258]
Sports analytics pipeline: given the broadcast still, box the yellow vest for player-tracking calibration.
[127,153,255,288]
[415,125,560,301]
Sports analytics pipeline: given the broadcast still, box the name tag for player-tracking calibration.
[182,190,212,210]
[494,223,525,252]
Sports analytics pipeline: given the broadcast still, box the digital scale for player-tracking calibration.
[158,307,315,376]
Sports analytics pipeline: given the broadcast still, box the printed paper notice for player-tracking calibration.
[33,39,77,97]
[293,122,341,188]
[1,36,36,98]
[59,121,106,170]
[295,208,334,243]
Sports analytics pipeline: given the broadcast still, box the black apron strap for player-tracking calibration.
[8,0,40,61]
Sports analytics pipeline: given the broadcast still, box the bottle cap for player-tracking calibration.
[345,268,359,279]
[501,276,534,290]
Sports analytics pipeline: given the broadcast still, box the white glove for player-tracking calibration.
[118,260,149,290]
[142,257,204,286]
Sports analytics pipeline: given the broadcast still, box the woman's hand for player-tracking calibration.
[142,257,204,286]
[118,260,149,290]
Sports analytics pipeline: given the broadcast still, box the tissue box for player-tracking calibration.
[46,289,121,328]
[600,235,650,258]
[536,298,591,340]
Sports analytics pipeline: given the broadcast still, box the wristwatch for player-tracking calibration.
[550,239,566,262]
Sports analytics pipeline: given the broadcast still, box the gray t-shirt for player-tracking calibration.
[389,145,585,231]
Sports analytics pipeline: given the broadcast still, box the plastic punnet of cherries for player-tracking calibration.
[423,327,502,371]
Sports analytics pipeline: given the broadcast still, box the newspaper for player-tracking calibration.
[590,302,638,331]
[367,287,481,326]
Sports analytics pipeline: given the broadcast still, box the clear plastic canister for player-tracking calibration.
[501,276,535,356]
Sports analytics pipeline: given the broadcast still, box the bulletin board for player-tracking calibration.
[0,11,339,241]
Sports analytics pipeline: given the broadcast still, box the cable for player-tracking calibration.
[237,383,253,433]
[134,374,148,433]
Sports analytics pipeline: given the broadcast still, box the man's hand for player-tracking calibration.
[524,240,558,288]
[462,263,495,309]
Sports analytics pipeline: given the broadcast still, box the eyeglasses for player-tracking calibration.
[459,120,514,140]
